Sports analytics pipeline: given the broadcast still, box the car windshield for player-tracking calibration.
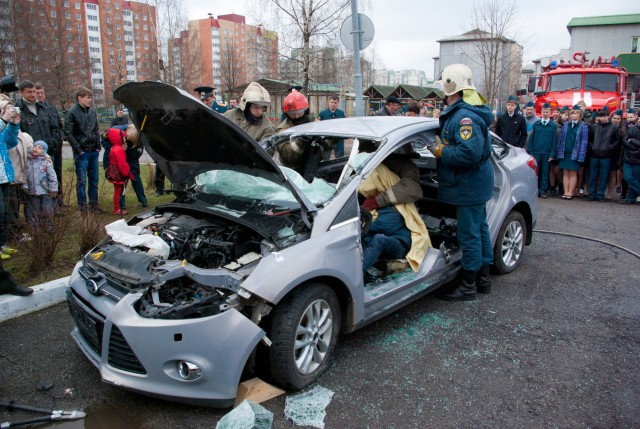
[193,168,337,211]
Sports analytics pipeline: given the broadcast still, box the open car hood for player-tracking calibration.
[113,81,317,213]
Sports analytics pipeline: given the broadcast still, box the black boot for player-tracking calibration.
[0,271,33,296]
[477,265,492,294]
[441,269,477,301]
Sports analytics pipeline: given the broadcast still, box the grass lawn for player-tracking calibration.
[5,159,174,287]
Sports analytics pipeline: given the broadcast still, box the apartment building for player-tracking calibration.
[7,0,158,108]
[175,14,278,101]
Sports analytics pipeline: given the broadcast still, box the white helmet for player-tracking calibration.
[240,82,271,111]
[437,64,476,96]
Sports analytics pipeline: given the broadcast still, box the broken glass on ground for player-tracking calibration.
[284,385,334,429]
[215,400,273,429]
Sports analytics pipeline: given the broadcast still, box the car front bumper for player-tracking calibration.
[66,283,265,407]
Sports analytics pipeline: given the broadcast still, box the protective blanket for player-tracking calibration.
[359,164,431,271]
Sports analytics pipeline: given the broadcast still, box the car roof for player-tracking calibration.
[276,116,440,140]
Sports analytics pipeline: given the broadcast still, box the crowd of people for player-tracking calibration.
[492,98,640,204]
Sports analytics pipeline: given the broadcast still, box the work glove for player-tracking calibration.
[362,196,379,211]
[428,135,445,159]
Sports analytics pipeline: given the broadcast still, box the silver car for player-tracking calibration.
[66,82,538,407]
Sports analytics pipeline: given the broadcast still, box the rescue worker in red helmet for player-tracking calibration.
[223,82,275,142]
[275,89,321,169]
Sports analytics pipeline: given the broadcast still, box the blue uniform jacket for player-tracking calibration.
[527,119,557,155]
[552,121,589,162]
[367,207,411,249]
[437,99,494,206]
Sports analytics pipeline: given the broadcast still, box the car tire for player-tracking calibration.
[493,211,526,274]
[268,283,341,390]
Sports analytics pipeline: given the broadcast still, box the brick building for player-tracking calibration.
[175,14,278,102]
[4,0,158,109]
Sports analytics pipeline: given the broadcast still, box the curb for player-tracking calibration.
[0,276,70,323]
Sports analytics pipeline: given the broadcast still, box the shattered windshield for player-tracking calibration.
[194,168,337,209]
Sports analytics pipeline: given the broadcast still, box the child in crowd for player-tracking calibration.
[106,127,132,215]
[23,140,58,231]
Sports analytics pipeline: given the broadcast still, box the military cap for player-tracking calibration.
[525,101,535,108]
[194,86,214,100]
[560,106,570,112]
[542,102,551,109]
[507,95,518,103]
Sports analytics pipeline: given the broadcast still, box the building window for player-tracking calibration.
[76,13,81,20]
[88,25,98,31]
[50,10,56,17]
[65,11,70,18]
[86,3,96,10]
[75,2,80,8]
[632,37,639,53]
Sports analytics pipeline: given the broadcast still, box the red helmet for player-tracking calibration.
[283,89,309,116]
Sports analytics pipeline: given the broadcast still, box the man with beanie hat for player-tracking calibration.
[528,102,557,198]
[23,140,58,230]
[495,95,527,147]
[587,106,619,201]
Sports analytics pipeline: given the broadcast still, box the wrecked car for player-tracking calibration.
[66,81,538,407]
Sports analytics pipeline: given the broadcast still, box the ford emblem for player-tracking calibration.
[86,279,100,295]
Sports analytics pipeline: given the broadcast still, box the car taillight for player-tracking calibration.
[527,157,538,175]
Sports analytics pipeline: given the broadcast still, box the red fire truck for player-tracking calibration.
[526,52,628,114]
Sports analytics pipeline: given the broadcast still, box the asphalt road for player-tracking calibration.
[1,197,639,429]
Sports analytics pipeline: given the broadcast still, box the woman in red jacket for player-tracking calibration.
[106,128,133,215]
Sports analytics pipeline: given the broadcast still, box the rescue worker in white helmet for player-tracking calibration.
[276,89,333,170]
[429,63,495,301]
[223,82,275,142]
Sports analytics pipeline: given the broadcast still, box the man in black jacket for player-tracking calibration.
[64,86,101,213]
[588,107,619,201]
[620,119,640,205]
[35,83,65,207]
[15,80,61,167]
[375,96,402,116]
[495,95,527,148]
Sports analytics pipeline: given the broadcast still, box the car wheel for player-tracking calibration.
[493,211,526,274]
[268,283,341,390]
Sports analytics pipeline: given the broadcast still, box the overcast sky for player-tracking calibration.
[182,0,634,78]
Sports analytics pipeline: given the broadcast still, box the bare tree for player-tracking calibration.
[145,0,198,90]
[219,28,242,100]
[467,0,523,108]
[12,0,91,110]
[253,0,350,92]
[0,0,16,77]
